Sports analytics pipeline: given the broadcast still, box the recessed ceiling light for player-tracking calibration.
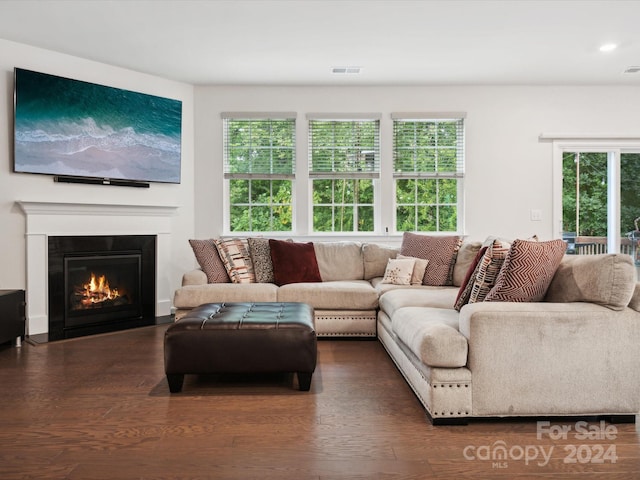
[331,66,361,74]
[599,43,618,53]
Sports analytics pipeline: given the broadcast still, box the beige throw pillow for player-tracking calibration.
[381,258,416,285]
[397,254,429,285]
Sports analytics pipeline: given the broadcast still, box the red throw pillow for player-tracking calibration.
[269,239,322,286]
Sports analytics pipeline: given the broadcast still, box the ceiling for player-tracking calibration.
[0,0,639,86]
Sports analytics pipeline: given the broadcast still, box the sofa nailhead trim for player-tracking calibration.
[432,383,470,389]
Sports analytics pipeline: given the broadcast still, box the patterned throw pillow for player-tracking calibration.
[214,238,256,284]
[247,237,275,283]
[381,258,416,285]
[399,232,463,286]
[397,254,429,285]
[188,239,230,283]
[484,239,566,303]
[453,246,488,311]
[467,239,511,304]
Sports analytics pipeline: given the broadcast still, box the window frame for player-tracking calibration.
[391,113,466,234]
[222,112,297,234]
[547,135,640,253]
[307,114,381,234]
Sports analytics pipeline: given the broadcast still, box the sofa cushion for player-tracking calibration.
[392,307,468,368]
[188,239,230,283]
[314,241,364,281]
[214,238,255,284]
[545,253,636,311]
[378,287,459,316]
[381,258,416,285]
[269,239,322,286]
[628,283,640,312]
[452,241,482,287]
[399,232,463,286]
[182,269,208,286]
[485,239,566,303]
[362,243,399,280]
[173,283,278,308]
[468,239,511,303]
[277,280,378,310]
[398,254,429,285]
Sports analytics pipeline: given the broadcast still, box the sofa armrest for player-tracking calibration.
[182,269,208,286]
[457,302,640,416]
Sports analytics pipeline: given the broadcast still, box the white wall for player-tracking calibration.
[3,37,640,301]
[0,39,196,298]
[194,84,640,244]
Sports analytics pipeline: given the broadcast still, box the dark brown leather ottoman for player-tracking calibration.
[164,302,316,392]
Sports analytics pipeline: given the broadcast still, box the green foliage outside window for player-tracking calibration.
[395,178,457,231]
[310,119,379,232]
[621,153,640,235]
[312,179,374,232]
[562,152,640,237]
[225,118,295,232]
[393,119,462,232]
[229,179,292,232]
[562,152,607,236]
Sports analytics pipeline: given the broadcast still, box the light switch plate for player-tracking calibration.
[530,209,543,221]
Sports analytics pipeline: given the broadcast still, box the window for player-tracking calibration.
[392,114,465,232]
[308,115,380,232]
[549,136,640,262]
[561,149,640,258]
[223,113,295,232]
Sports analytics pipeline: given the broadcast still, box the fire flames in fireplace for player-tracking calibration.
[72,273,129,310]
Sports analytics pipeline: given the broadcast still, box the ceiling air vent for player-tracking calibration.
[332,66,361,74]
[623,66,640,74]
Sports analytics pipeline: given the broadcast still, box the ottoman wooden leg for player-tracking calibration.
[167,374,184,393]
[297,372,313,391]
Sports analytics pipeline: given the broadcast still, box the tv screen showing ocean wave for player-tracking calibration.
[14,68,182,184]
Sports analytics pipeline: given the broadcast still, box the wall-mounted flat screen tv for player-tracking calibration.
[13,68,182,185]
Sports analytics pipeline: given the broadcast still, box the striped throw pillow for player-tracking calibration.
[214,238,256,284]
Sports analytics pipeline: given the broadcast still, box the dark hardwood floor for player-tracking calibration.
[0,324,638,479]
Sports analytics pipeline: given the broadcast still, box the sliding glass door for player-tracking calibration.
[558,145,640,264]
[562,151,608,254]
[621,153,640,264]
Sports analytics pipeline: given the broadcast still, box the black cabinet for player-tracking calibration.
[0,290,26,346]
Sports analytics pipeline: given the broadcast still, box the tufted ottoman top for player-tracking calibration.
[173,302,315,331]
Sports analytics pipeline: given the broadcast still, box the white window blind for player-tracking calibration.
[392,114,465,179]
[308,116,380,179]
[223,113,296,179]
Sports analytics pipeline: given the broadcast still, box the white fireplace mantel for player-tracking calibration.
[17,201,179,335]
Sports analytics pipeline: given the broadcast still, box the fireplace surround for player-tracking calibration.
[17,201,178,339]
[48,235,156,340]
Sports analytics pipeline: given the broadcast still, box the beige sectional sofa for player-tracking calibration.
[174,240,474,336]
[173,238,640,425]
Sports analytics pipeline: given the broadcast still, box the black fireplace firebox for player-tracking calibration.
[48,235,156,340]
